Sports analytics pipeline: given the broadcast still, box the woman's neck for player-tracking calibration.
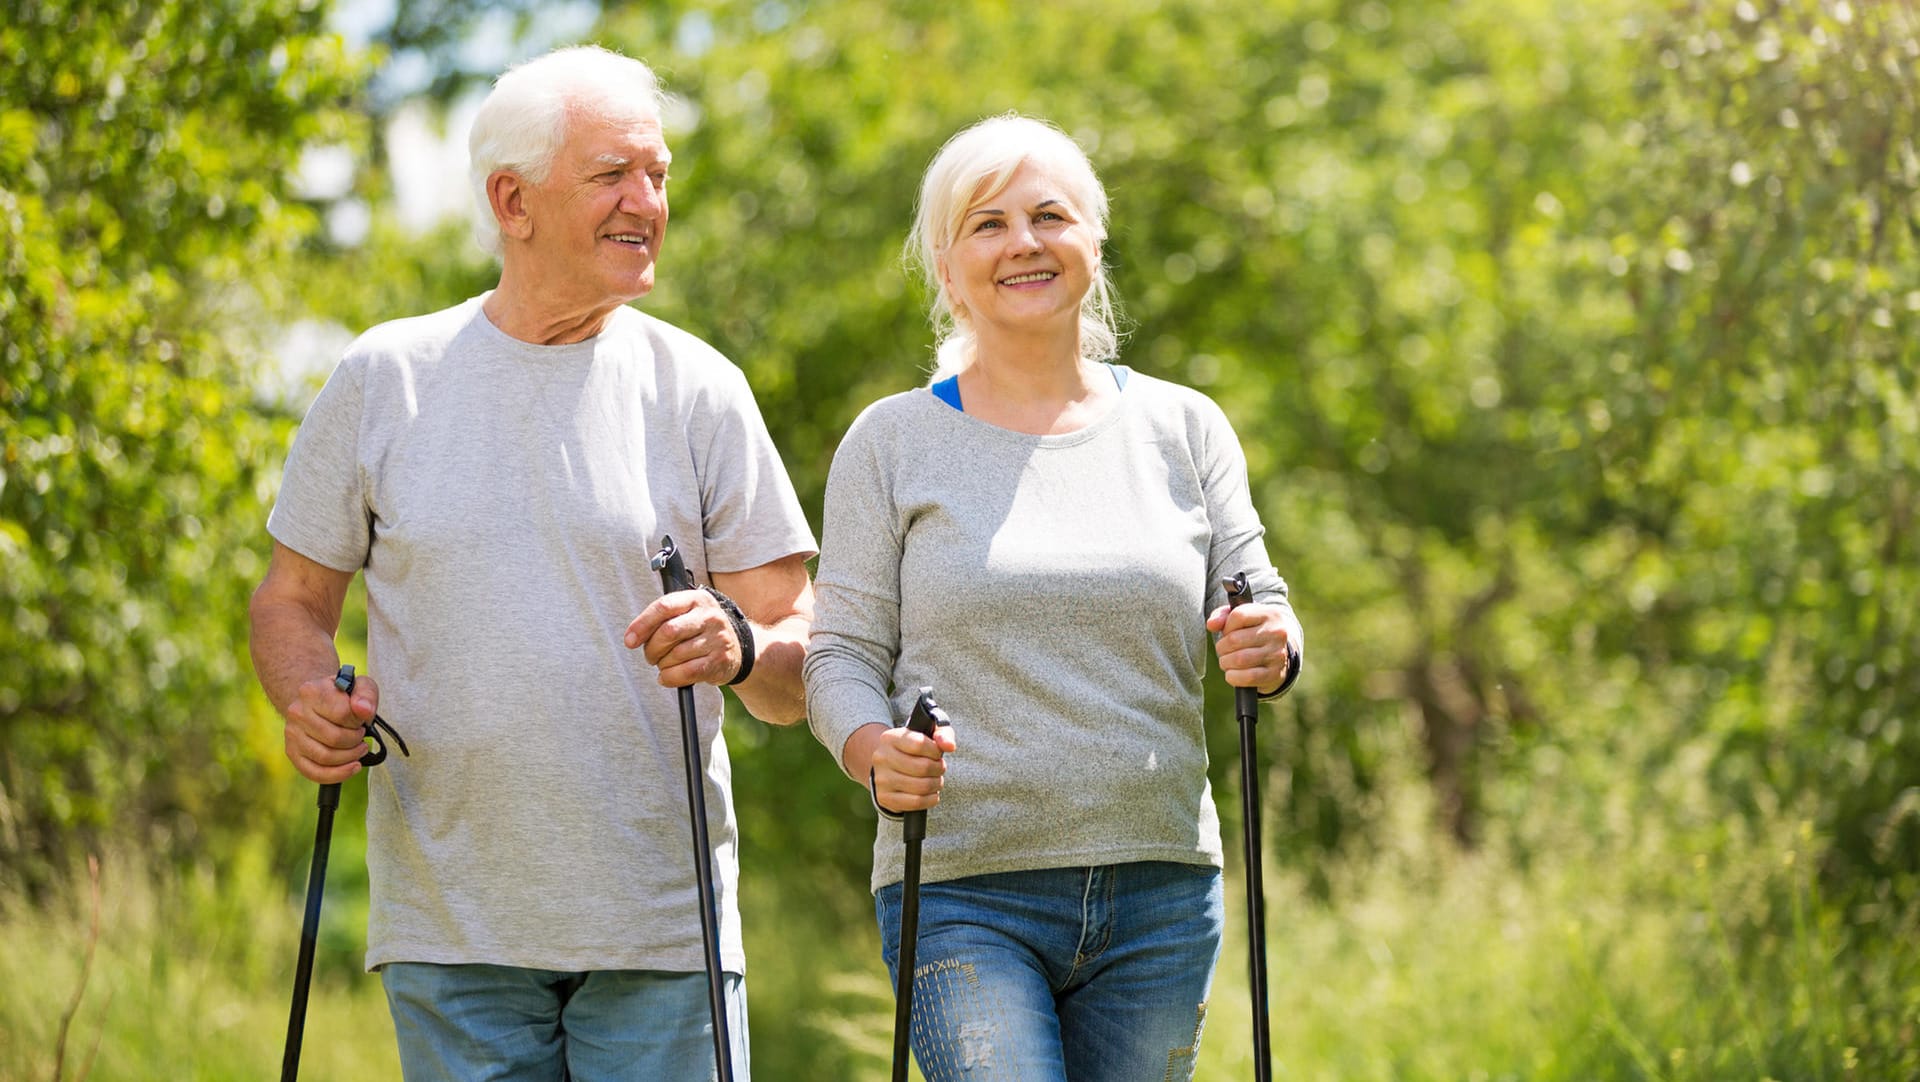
[958,332,1115,436]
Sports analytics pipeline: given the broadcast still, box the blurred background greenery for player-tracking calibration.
[3,0,1917,1078]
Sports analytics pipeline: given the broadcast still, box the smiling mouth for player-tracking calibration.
[607,232,653,249]
[999,271,1056,285]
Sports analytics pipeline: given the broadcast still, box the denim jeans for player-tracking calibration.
[875,861,1224,1082]
[380,962,749,1081]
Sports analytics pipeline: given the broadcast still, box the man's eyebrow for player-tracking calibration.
[592,151,672,168]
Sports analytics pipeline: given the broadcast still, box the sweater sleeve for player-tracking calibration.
[804,405,907,778]
[1192,392,1293,616]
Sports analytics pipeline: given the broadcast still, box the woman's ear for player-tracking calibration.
[936,257,965,314]
[488,170,533,242]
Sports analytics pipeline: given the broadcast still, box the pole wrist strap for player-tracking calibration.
[868,767,906,822]
[700,585,756,686]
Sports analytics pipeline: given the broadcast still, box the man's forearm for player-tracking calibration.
[248,566,348,720]
[729,612,810,726]
[250,601,343,716]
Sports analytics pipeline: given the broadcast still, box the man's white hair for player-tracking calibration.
[467,45,667,255]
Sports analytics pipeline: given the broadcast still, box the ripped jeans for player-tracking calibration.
[875,861,1223,1082]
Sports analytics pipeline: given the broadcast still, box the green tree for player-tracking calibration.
[298,0,1916,895]
[1579,0,1919,884]
[0,0,368,893]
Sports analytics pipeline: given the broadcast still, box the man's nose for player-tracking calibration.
[620,174,665,215]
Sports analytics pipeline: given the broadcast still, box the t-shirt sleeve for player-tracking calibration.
[694,366,818,574]
[266,355,372,573]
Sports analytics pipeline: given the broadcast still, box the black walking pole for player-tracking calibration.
[282,664,408,1082]
[891,687,952,1082]
[1223,573,1300,1082]
[650,535,736,1082]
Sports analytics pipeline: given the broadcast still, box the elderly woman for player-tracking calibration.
[804,114,1303,1081]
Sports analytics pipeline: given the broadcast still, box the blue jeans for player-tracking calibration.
[380,962,749,1081]
[875,862,1224,1082]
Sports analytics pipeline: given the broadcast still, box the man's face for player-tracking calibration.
[519,98,671,310]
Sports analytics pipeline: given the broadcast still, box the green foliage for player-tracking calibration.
[0,0,370,892]
[602,0,1919,893]
[1598,0,1920,886]
[552,0,1920,907]
[5,0,1917,1074]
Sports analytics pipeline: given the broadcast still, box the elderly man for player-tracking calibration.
[249,45,812,1080]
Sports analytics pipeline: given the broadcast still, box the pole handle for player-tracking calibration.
[1222,574,1303,718]
[333,664,410,766]
[904,687,950,738]
[651,534,696,594]
[899,688,950,845]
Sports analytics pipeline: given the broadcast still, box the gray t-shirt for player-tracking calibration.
[804,370,1290,893]
[268,296,815,974]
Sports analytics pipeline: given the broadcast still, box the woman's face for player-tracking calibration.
[940,160,1099,339]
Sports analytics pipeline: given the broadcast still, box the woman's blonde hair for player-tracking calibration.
[905,114,1121,380]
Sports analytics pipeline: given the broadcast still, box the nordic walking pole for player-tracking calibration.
[649,535,736,1082]
[282,664,408,1082]
[891,687,952,1082]
[1223,573,1300,1082]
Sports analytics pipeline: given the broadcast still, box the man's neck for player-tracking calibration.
[483,273,623,345]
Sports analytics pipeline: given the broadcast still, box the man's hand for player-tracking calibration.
[250,541,366,783]
[623,552,815,725]
[626,590,742,688]
[282,670,379,784]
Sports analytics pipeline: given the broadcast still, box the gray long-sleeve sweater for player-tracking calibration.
[804,369,1291,893]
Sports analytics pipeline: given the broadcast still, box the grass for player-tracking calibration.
[0,835,398,1082]
[4,815,1914,1081]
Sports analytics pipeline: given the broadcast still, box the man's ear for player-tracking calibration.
[488,170,533,242]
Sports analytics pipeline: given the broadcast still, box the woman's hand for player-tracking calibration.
[1206,601,1302,697]
[844,721,958,815]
